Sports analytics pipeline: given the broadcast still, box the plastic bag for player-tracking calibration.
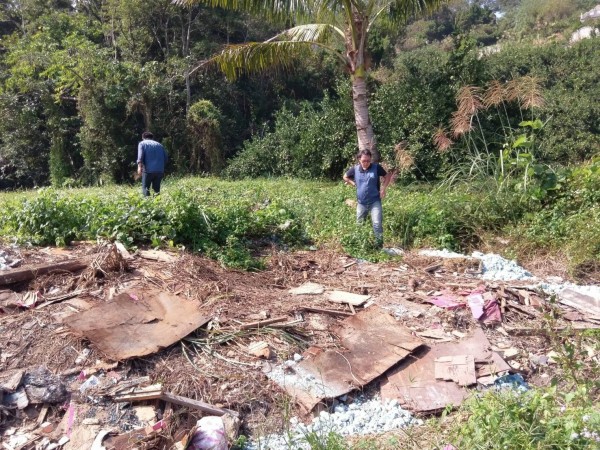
[187,416,227,450]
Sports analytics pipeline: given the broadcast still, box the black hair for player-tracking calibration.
[142,131,154,139]
[357,149,372,159]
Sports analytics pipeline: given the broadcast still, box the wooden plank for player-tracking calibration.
[0,258,89,286]
[160,392,238,417]
[507,301,542,318]
[298,307,353,317]
[238,316,288,330]
[112,385,163,403]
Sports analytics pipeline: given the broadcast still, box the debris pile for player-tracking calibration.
[0,242,598,449]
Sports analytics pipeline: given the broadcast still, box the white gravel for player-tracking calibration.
[418,248,600,302]
[265,360,340,399]
[245,396,421,450]
[471,251,534,281]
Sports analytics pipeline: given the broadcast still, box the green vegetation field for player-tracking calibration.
[2,165,600,275]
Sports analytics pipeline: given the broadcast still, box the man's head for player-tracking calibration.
[357,149,372,170]
[142,131,154,140]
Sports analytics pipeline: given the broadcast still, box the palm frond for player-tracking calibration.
[271,23,344,43]
[375,0,446,28]
[200,40,344,80]
[174,0,312,22]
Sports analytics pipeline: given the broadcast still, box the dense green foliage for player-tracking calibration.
[0,0,338,188]
[227,37,600,181]
[0,1,597,187]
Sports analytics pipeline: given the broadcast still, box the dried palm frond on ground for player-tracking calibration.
[78,243,128,288]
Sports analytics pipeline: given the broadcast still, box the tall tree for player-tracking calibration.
[177,0,445,162]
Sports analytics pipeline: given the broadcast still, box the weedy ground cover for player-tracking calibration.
[0,169,599,274]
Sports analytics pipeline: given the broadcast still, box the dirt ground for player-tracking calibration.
[0,243,597,449]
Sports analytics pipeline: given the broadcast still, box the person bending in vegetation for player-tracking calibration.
[343,149,390,247]
[137,131,168,197]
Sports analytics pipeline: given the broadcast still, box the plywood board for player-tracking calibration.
[559,289,600,317]
[272,306,423,411]
[64,288,209,360]
[434,355,476,386]
[381,328,509,413]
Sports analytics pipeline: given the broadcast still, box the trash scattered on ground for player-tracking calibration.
[494,373,529,392]
[327,290,371,306]
[381,329,510,413]
[267,306,422,411]
[186,416,228,450]
[0,242,597,447]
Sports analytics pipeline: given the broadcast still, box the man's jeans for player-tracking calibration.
[142,172,163,196]
[357,200,383,242]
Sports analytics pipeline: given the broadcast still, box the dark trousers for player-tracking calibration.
[142,172,163,196]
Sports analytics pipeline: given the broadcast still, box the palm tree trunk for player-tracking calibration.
[351,75,379,162]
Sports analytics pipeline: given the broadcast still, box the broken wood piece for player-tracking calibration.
[343,261,357,269]
[247,341,273,359]
[434,355,476,386]
[36,289,86,309]
[103,377,151,396]
[297,307,353,317]
[424,263,442,274]
[36,404,49,426]
[238,316,288,330]
[381,328,510,413]
[269,306,423,412]
[559,289,600,317]
[137,249,177,263]
[416,329,453,341]
[0,368,25,392]
[103,419,166,450]
[114,242,133,260]
[507,301,542,318]
[327,290,370,306]
[160,392,238,417]
[112,384,163,403]
[288,282,325,295]
[0,258,90,286]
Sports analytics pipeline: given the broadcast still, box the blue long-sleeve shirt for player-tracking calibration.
[137,139,168,173]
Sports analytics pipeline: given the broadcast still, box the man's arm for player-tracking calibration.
[343,167,356,187]
[378,165,389,199]
[137,142,144,174]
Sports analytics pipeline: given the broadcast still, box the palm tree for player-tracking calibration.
[176,0,444,162]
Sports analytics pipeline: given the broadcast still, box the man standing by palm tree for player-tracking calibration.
[343,149,390,246]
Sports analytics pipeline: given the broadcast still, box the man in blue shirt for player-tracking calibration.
[137,131,168,196]
[343,149,390,246]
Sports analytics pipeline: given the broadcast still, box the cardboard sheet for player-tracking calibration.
[65,288,209,360]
